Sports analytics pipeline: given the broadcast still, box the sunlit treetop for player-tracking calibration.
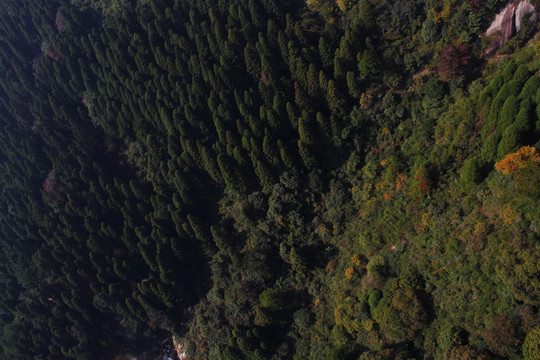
[495,146,540,175]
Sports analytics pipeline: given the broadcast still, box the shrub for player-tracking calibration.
[259,288,291,310]
[496,247,540,305]
[358,231,383,253]
[489,73,504,92]
[480,132,500,163]
[523,326,540,360]
[436,44,470,82]
[482,315,521,358]
[422,19,438,43]
[512,64,531,84]
[460,157,481,192]
[367,288,382,313]
[502,60,517,82]
[358,50,380,76]
[423,78,445,103]
[498,79,522,98]
[336,0,354,12]
[514,100,533,132]
[519,75,540,100]
[537,103,540,129]
[293,308,312,332]
[366,255,386,279]
[438,325,468,351]
[497,95,519,134]
[497,124,520,160]
[486,81,522,132]
[495,146,540,174]
[373,281,427,343]
[443,346,492,360]
[331,324,351,345]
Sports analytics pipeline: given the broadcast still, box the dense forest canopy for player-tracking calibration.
[0,0,539,359]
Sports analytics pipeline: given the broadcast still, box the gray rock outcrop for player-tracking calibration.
[515,1,537,32]
[485,1,537,55]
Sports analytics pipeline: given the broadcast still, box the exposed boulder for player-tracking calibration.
[486,2,516,40]
[485,1,537,55]
[515,1,537,32]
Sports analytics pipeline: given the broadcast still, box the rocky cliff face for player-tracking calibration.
[485,0,537,55]
[515,1,537,31]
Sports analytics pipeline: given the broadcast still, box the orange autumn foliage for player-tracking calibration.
[495,146,540,175]
[395,173,408,192]
[360,93,373,109]
[345,267,355,279]
[350,254,362,266]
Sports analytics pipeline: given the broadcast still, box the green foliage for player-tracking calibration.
[422,19,438,43]
[422,78,445,110]
[366,255,386,280]
[498,95,519,134]
[502,61,517,82]
[331,324,351,346]
[520,75,540,100]
[0,1,538,359]
[368,288,382,315]
[496,248,540,305]
[373,280,427,343]
[460,157,482,192]
[358,50,380,76]
[497,124,520,159]
[523,326,540,360]
[259,288,292,311]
